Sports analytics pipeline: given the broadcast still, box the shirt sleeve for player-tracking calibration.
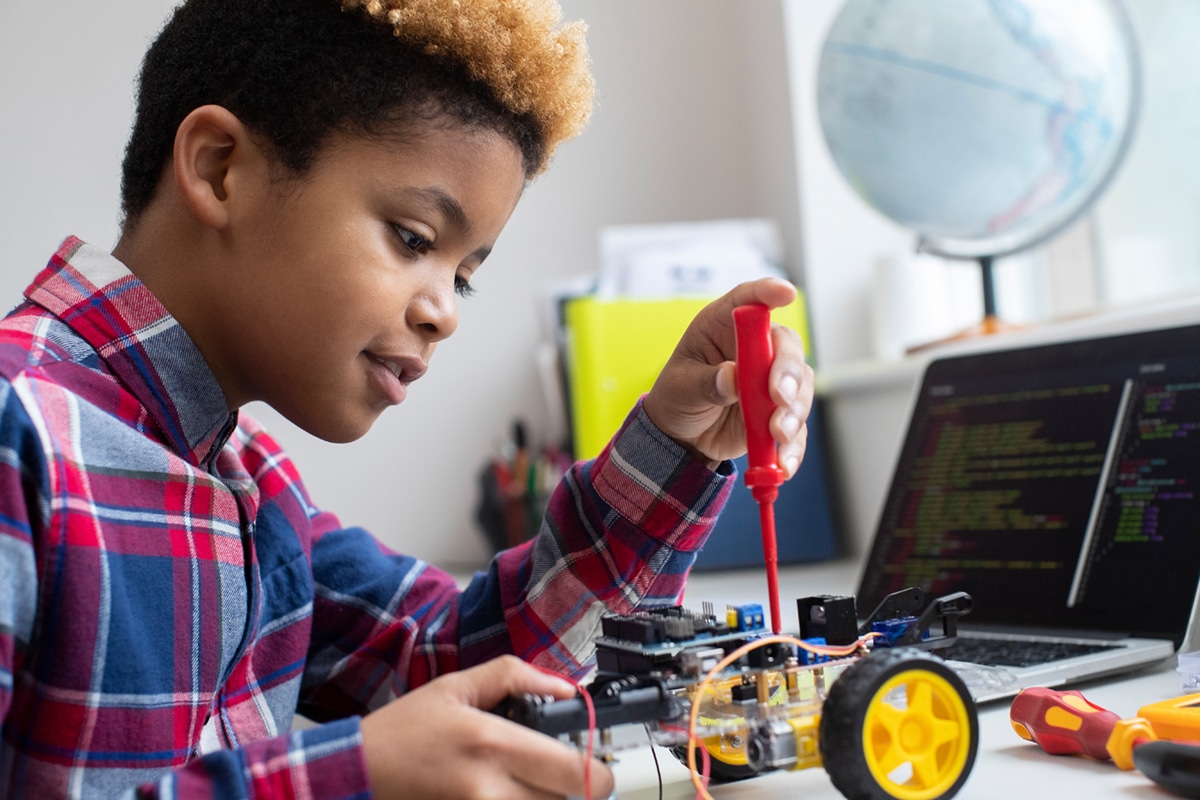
[0,379,45,745]
[471,399,737,679]
[128,718,369,800]
[300,398,735,720]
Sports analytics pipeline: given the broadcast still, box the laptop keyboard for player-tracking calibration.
[937,636,1121,668]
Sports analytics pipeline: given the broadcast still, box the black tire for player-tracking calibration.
[819,648,978,800]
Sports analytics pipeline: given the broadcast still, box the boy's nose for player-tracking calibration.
[409,280,459,342]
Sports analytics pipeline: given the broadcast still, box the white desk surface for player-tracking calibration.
[608,560,1183,799]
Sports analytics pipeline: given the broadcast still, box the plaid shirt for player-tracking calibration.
[0,237,733,799]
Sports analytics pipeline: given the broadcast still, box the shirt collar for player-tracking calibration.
[25,236,236,467]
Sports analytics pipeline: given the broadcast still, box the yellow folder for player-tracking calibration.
[563,293,812,460]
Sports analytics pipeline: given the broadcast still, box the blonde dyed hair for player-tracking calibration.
[341,0,594,173]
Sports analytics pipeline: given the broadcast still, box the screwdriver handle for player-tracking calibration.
[732,304,783,502]
[1010,687,1156,770]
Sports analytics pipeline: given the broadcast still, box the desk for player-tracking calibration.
[608,561,1181,799]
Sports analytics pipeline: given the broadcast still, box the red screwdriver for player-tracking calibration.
[1009,686,1156,769]
[733,304,785,634]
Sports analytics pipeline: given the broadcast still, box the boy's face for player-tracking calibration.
[201,120,526,442]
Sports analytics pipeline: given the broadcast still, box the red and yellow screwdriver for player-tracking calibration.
[1010,686,1200,797]
[1009,686,1156,769]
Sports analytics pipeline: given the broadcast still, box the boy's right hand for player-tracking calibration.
[360,655,614,798]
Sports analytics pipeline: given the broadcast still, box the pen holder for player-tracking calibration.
[474,462,549,554]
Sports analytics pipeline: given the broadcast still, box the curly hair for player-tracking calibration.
[120,0,594,223]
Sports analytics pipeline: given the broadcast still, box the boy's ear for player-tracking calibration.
[172,105,260,230]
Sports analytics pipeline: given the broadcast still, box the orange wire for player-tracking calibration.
[659,723,711,798]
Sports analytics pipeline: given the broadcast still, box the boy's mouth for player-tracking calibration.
[374,355,432,383]
[365,352,427,405]
[369,353,427,384]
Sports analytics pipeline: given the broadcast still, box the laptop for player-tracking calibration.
[855,322,1200,702]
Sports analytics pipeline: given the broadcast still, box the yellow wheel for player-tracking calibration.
[819,648,977,800]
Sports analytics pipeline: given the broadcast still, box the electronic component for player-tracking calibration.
[727,602,766,632]
[798,595,859,646]
[594,603,767,678]
[496,589,979,800]
[871,616,920,647]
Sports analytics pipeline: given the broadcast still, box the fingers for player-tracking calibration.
[455,654,577,712]
[488,721,616,799]
[768,323,814,480]
[361,657,614,799]
[690,278,798,357]
[775,417,809,479]
[452,656,618,795]
[721,276,799,312]
[711,361,738,406]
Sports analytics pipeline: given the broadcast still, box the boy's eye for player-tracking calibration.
[394,225,432,255]
[455,275,476,298]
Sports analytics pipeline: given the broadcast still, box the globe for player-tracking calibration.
[817,0,1140,261]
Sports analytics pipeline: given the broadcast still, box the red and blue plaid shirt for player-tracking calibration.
[0,237,733,799]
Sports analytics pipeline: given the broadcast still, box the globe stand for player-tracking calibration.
[968,254,1023,335]
[980,253,998,325]
[907,254,1024,354]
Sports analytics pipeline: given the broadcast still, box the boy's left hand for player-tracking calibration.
[642,277,813,478]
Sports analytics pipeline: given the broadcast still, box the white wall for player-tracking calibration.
[0,1,180,266]
[0,1,803,569]
[782,0,1107,369]
[1092,0,1200,306]
[783,0,913,368]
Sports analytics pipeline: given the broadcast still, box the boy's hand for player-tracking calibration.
[360,655,614,799]
[643,278,813,477]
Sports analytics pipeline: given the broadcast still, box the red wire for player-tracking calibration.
[532,665,597,800]
[580,682,596,799]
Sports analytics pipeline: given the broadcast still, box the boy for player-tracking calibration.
[0,0,814,797]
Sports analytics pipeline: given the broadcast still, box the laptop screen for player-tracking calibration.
[857,324,1200,646]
